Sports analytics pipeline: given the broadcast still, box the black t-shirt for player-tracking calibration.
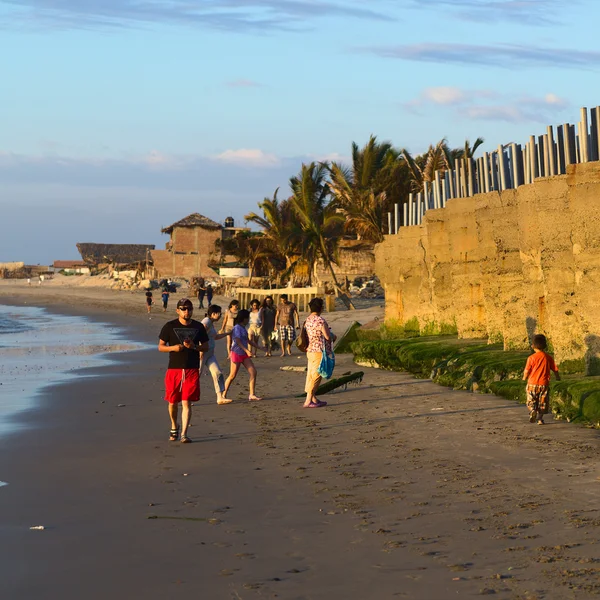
[159,319,209,369]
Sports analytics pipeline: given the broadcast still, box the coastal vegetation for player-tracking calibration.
[335,331,600,427]
[238,135,484,286]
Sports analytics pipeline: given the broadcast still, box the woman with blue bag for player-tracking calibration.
[303,297,336,408]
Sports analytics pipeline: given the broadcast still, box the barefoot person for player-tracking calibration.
[161,288,170,312]
[223,309,263,402]
[523,334,560,425]
[248,299,263,358]
[260,295,276,357]
[158,298,209,443]
[200,305,232,405]
[220,299,240,357]
[275,293,299,357]
[145,289,153,314]
[303,297,336,408]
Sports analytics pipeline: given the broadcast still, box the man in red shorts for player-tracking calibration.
[158,298,209,443]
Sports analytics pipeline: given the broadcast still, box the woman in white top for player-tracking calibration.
[201,305,232,405]
[220,299,240,357]
[248,299,263,358]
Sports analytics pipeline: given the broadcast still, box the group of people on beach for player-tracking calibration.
[155,286,559,444]
[218,294,301,358]
[157,294,336,443]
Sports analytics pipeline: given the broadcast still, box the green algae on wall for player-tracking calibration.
[351,337,600,427]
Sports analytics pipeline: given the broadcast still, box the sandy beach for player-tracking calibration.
[1,280,599,599]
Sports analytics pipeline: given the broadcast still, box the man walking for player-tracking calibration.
[158,298,209,443]
[275,293,300,357]
[197,277,206,309]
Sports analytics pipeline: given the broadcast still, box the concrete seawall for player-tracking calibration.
[375,161,600,372]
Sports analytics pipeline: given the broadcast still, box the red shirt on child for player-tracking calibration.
[525,351,558,386]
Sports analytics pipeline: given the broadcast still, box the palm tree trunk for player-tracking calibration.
[248,262,254,286]
[318,238,355,310]
[326,260,355,310]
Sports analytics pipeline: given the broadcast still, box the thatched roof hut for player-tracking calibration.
[76,243,155,266]
[161,213,222,235]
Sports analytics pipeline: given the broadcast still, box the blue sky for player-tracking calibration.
[1,0,599,263]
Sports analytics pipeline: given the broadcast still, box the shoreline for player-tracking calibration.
[1,285,600,599]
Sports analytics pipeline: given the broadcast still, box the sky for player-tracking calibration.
[1,0,600,263]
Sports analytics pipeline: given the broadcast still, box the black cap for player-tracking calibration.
[176,298,193,309]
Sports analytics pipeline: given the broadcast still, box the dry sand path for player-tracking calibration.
[0,285,599,599]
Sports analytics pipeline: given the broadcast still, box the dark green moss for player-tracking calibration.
[334,321,362,354]
[350,337,600,427]
[559,358,586,375]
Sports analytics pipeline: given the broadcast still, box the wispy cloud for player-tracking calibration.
[214,148,280,167]
[460,93,570,123]
[405,86,570,123]
[361,43,600,69]
[225,79,264,88]
[2,0,393,32]
[410,0,567,26]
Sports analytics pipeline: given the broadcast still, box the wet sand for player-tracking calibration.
[0,283,599,599]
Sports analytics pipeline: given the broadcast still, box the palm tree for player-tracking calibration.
[401,139,454,193]
[245,190,300,283]
[328,136,400,243]
[460,137,485,159]
[289,162,355,308]
[402,137,485,193]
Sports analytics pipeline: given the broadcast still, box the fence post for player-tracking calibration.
[416,193,423,225]
[590,106,600,162]
[556,125,566,174]
[498,146,507,190]
[547,126,556,176]
[403,202,408,228]
[567,124,576,166]
[387,212,392,234]
[433,171,441,209]
[580,107,589,162]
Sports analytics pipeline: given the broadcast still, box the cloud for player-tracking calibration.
[405,86,570,123]
[214,148,280,167]
[411,0,567,26]
[404,86,498,114]
[2,0,393,32]
[225,79,264,88]
[460,94,570,123]
[361,43,600,69]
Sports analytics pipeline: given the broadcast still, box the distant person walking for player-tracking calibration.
[145,289,153,314]
[223,309,263,402]
[248,299,263,358]
[27,278,31,286]
[275,294,299,357]
[523,334,560,425]
[220,299,240,357]
[161,289,170,312]
[200,304,232,405]
[303,297,336,408]
[197,278,206,309]
[206,283,214,306]
[260,295,276,357]
[158,298,209,443]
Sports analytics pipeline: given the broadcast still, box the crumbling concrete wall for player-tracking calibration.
[316,240,376,283]
[375,162,600,370]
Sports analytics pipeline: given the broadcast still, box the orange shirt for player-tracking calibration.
[525,351,558,386]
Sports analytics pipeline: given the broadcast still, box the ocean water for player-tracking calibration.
[0,304,147,445]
